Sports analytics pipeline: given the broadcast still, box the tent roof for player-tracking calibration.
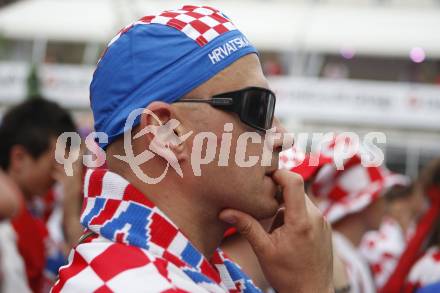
[0,0,439,57]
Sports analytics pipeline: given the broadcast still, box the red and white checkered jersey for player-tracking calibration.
[359,217,406,289]
[51,169,261,293]
[406,247,440,292]
[333,232,376,293]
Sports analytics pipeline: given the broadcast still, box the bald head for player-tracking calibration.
[183,54,269,100]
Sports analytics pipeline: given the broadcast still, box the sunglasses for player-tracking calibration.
[174,87,276,132]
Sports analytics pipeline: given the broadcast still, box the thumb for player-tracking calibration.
[219,209,271,254]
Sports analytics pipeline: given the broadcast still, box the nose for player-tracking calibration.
[271,117,287,153]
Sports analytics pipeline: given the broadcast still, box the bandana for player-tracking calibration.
[91,5,258,149]
[52,169,260,292]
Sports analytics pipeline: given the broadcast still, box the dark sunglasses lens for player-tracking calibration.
[241,89,275,130]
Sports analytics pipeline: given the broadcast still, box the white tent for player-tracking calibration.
[0,0,304,50]
[0,0,439,56]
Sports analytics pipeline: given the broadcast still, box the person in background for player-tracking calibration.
[0,168,24,291]
[0,98,80,293]
[40,153,84,288]
[359,176,425,290]
[0,169,20,220]
[405,159,440,292]
[313,153,402,293]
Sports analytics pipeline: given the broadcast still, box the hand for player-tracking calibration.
[219,170,333,293]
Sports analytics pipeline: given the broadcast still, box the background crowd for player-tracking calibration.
[1,96,439,293]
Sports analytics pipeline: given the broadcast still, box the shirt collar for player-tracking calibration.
[80,168,258,290]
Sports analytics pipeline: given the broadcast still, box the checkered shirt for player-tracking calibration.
[51,169,261,292]
[359,217,407,290]
[405,247,440,292]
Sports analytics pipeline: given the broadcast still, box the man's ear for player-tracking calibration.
[168,118,191,162]
[138,102,190,162]
[9,145,29,172]
[138,102,172,143]
[144,102,171,122]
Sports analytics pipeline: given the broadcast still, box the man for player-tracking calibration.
[404,158,440,292]
[0,98,78,293]
[53,5,333,292]
[313,153,401,293]
[359,177,422,290]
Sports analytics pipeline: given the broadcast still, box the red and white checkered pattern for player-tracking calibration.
[141,6,236,46]
[108,5,236,49]
[279,147,306,171]
[52,169,259,292]
[406,247,440,291]
[333,232,376,293]
[313,155,403,223]
[280,147,334,181]
[359,217,407,289]
[52,235,215,293]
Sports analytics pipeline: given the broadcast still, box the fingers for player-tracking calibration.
[269,208,285,233]
[219,209,272,254]
[272,170,307,224]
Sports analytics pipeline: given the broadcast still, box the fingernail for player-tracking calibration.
[222,215,236,224]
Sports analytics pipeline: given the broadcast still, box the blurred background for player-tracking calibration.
[0,0,439,177]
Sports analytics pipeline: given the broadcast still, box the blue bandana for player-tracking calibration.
[90,5,258,148]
